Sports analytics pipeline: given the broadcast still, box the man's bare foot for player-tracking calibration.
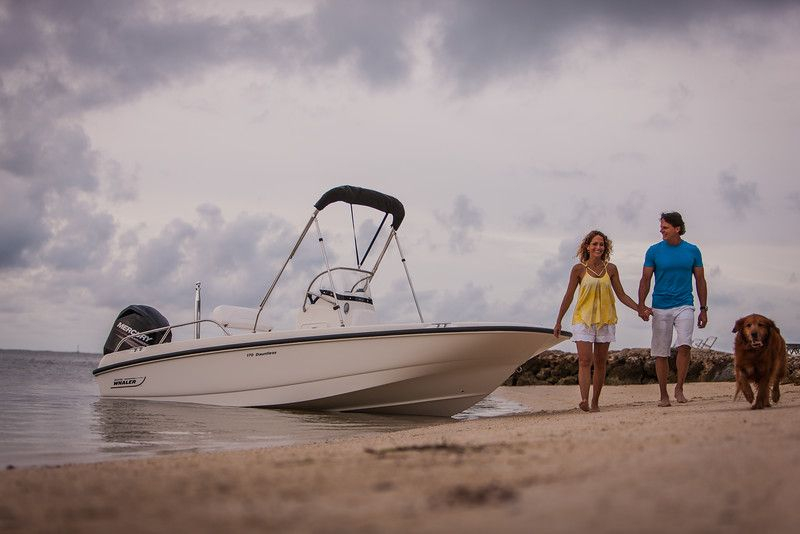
[658,398,671,407]
[579,400,590,412]
[590,404,600,412]
[674,388,688,403]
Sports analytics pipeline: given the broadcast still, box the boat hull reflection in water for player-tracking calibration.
[93,397,446,458]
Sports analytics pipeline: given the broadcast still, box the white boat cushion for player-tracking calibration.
[211,305,272,332]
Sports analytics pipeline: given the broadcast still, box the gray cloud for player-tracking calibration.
[709,286,741,309]
[307,1,421,88]
[2,0,799,350]
[538,238,579,291]
[641,83,693,130]
[617,191,646,225]
[435,194,484,254]
[718,171,759,215]
[564,198,606,232]
[503,238,579,327]
[41,204,116,271]
[133,219,197,288]
[80,206,315,328]
[518,206,547,230]
[787,192,800,213]
[0,175,50,267]
[529,167,590,181]
[3,0,797,271]
[375,278,428,324]
[429,282,490,323]
[433,0,800,92]
[610,151,647,164]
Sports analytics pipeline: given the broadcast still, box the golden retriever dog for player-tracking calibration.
[732,314,787,409]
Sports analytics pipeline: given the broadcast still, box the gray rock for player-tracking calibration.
[506,348,745,386]
[505,350,800,386]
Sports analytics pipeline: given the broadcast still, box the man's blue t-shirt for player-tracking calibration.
[644,240,703,309]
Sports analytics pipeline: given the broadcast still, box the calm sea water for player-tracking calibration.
[0,349,528,468]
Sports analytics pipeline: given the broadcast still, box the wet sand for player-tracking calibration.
[2,382,800,533]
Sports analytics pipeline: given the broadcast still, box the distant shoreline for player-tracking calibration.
[0,348,100,355]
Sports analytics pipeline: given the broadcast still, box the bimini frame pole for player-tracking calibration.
[315,218,346,327]
[253,210,319,332]
[393,230,425,324]
[364,231,394,291]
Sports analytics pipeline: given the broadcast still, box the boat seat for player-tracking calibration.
[211,305,272,332]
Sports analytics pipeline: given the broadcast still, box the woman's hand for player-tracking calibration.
[553,322,562,337]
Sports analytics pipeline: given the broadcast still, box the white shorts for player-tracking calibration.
[651,306,695,357]
[571,323,616,343]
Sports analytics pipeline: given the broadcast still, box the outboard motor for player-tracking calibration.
[103,305,172,354]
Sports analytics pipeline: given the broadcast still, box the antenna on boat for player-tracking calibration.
[393,230,425,323]
[194,281,202,339]
[315,218,346,327]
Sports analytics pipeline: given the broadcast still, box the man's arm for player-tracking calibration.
[638,266,654,321]
[694,266,708,328]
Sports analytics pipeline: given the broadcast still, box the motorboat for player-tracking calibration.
[93,186,570,417]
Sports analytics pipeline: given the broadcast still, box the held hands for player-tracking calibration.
[637,305,653,322]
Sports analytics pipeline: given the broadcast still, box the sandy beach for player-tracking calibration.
[2,382,800,533]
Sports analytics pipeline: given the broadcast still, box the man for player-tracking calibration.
[638,212,708,407]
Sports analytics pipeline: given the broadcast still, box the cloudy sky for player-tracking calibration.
[2,0,799,353]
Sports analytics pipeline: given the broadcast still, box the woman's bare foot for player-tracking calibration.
[578,400,590,412]
[674,388,688,403]
[590,404,600,412]
[658,397,671,407]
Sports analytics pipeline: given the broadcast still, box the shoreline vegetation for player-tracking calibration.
[2,382,799,532]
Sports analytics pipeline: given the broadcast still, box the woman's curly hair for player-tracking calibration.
[576,230,612,263]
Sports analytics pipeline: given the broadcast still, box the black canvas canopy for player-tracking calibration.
[314,185,405,230]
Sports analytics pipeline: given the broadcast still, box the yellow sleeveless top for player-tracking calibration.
[571,269,617,326]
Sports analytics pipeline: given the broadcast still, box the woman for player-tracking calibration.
[554,230,646,412]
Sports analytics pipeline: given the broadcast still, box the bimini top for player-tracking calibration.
[314,185,405,230]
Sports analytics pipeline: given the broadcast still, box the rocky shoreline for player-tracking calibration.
[505,348,800,386]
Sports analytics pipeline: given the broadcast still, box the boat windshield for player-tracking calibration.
[303,267,373,310]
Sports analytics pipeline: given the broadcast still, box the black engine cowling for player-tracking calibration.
[103,305,172,354]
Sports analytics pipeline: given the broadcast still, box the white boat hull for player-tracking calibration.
[94,323,567,417]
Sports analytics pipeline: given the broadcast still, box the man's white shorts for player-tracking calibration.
[571,323,616,343]
[651,305,695,358]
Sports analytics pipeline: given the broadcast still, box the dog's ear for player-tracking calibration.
[769,320,781,336]
[767,320,783,352]
[732,317,744,333]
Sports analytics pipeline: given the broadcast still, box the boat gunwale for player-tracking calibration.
[93,324,571,377]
